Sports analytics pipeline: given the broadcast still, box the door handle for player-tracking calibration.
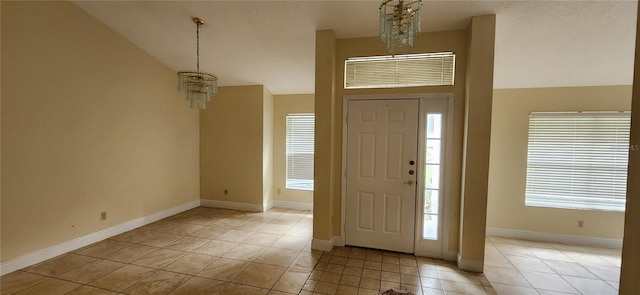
[404,179,415,185]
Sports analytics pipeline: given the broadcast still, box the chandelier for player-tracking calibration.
[177,17,218,109]
[379,0,423,55]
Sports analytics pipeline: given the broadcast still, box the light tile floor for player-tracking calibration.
[0,207,622,295]
[484,236,621,295]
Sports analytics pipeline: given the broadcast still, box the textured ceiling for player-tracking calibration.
[74,0,637,94]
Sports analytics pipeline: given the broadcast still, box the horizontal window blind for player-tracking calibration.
[286,114,315,190]
[525,111,631,212]
[344,52,455,89]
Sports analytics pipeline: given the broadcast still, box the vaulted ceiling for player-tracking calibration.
[74,0,637,94]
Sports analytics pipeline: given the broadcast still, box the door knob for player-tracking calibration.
[404,179,415,185]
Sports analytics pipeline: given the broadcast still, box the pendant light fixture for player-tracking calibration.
[177,17,218,109]
[379,0,423,55]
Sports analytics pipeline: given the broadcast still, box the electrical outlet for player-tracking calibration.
[224,189,228,195]
[578,220,584,228]
[100,211,107,221]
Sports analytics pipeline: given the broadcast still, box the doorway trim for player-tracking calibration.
[340,93,455,258]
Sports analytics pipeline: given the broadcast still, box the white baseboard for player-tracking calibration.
[311,235,343,252]
[457,253,484,273]
[311,238,334,252]
[200,199,264,212]
[0,199,200,276]
[486,227,623,249]
[263,201,274,212]
[273,200,313,211]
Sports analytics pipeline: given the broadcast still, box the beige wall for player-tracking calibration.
[314,30,338,242]
[1,1,200,261]
[200,87,307,209]
[620,4,640,291]
[313,28,469,255]
[200,85,268,206]
[488,86,631,239]
[1,0,4,261]
[458,15,496,271]
[263,88,274,206]
[273,94,315,204]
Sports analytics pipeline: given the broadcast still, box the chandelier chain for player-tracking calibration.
[196,22,200,72]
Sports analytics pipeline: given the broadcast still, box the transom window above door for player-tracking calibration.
[344,52,455,89]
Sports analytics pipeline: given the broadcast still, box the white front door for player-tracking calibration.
[344,99,419,253]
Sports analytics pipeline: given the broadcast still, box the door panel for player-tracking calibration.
[357,192,375,231]
[383,194,402,233]
[345,99,419,253]
[385,133,404,180]
[359,133,376,178]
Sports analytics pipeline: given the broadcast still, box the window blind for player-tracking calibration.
[344,52,455,89]
[525,111,631,212]
[286,114,315,190]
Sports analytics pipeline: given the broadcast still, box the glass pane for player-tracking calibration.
[426,139,441,164]
[426,114,442,139]
[423,113,443,241]
[423,214,438,240]
[424,164,440,189]
[424,189,439,214]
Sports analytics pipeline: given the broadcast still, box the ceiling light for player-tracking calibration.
[379,0,423,55]
[177,17,218,109]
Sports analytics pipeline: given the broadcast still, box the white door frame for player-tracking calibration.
[413,95,454,258]
[340,93,454,258]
